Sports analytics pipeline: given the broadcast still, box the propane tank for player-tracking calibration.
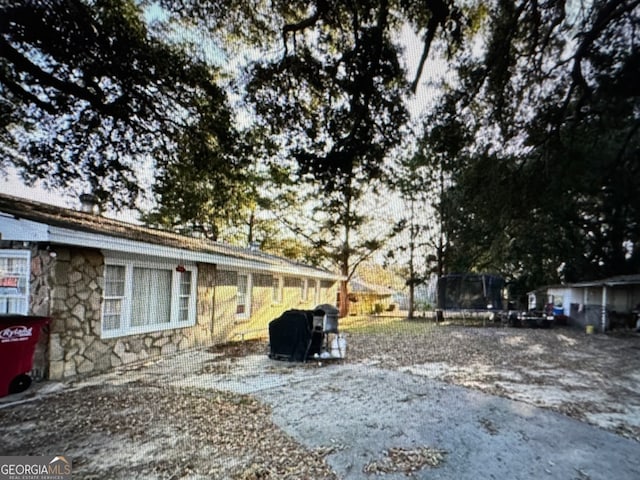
[330,334,347,358]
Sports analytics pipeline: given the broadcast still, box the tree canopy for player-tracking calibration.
[414,0,640,296]
[2,0,638,296]
[1,0,235,208]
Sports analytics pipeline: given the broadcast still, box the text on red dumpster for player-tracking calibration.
[0,326,33,343]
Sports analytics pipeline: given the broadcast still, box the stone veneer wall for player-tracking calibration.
[47,247,215,380]
[48,246,106,379]
[30,246,53,317]
[29,245,54,378]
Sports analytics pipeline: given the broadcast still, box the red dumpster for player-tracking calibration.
[0,315,50,397]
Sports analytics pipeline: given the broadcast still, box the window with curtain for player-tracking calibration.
[0,250,30,315]
[102,261,197,338]
[131,267,171,326]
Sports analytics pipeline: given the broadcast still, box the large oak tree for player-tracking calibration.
[1,0,236,210]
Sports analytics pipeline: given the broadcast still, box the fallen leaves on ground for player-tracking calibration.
[207,338,267,357]
[0,384,337,480]
[363,446,447,476]
[2,320,639,480]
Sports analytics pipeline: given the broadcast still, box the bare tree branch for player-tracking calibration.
[410,0,450,93]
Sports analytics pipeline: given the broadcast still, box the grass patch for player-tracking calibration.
[340,315,437,335]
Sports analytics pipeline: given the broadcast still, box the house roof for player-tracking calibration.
[349,278,394,296]
[0,193,342,280]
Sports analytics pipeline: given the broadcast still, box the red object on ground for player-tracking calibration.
[0,315,50,397]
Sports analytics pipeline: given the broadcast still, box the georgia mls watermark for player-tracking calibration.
[0,456,72,480]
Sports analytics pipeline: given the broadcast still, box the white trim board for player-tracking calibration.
[1,213,343,281]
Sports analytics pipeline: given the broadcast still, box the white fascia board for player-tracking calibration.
[568,281,604,288]
[603,278,640,287]
[48,226,341,280]
[0,214,50,242]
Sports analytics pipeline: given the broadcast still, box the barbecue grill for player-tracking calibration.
[268,304,345,362]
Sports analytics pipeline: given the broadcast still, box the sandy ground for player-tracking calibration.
[346,322,640,442]
[1,321,639,479]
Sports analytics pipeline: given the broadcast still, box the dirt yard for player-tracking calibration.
[344,319,640,442]
[1,319,639,479]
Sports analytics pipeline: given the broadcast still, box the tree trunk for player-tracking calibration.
[339,277,349,317]
[247,209,255,245]
[408,198,416,319]
[339,180,353,317]
[408,281,415,319]
[436,165,445,277]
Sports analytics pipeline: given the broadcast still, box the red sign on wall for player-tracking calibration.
[0,277,19,288]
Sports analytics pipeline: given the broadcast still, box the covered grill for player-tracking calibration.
[268,304,345,362]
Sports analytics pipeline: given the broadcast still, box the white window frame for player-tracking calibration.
[177,269,195,323]
[102,264,127,332]
[272,275,283,304]
[0,250,30,315]
[308,279,320,305]
[236,272,252,320]
[101,258,197,339]
[301,278,308,302]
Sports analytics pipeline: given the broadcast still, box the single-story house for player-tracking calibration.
[0,193,341,381]
[533,275,640,332]
[348,278,395,315]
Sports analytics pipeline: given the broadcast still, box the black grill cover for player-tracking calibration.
[268,310,322,361]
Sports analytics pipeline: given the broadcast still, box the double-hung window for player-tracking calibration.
[101,259,197,338]
[103,265,126,331]
[272,275,283,304]
[0,250,30,314]
[178,271,193,323]
[236,273,251,318]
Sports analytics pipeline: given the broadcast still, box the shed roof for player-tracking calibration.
[0,193,341,280]
[568,274,640,288]
[531,274,640,294]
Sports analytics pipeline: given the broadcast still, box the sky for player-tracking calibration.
[2,170,70,208]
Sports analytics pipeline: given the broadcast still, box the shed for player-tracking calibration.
[536,275,640,332]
